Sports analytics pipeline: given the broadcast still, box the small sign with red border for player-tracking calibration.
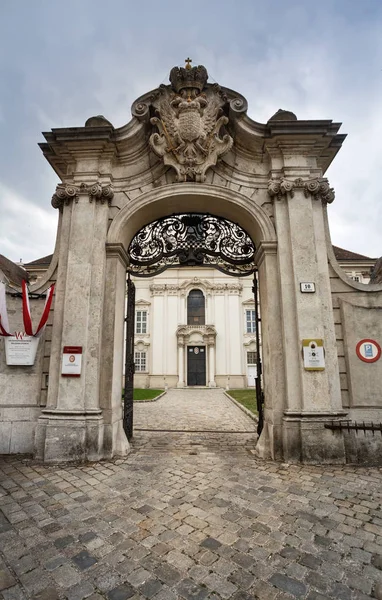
[356,339,381,363]
[61,346,82,376]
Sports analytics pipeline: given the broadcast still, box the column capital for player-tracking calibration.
[52,182,114,210]
[51,184,80,209]
[267,177,335,204]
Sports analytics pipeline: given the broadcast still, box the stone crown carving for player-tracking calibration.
[144,63,233,183]
[51,183,114,210]
[267,177,335,203]
[169,64,208,93]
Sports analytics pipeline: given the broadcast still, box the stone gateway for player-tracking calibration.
[1,60,382,464]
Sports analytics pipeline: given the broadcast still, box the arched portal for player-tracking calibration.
[121,212,265,441]
[100,188,281,462]
[35,61,347,466]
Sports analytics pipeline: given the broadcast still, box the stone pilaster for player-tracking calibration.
[35,182,119,462]
[268,177,346,463]
[177,337,185,388]
[208,343,216,388]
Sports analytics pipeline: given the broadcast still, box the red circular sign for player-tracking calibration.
[356,339,381,363]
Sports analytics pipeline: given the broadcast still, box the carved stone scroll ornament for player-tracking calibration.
[51,184,79,209]
[88,183,114,204]
[51,183,114,209]
[149,62,233,182]
[267,177,335,204]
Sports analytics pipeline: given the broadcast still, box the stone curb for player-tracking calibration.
[133,390,167,403]
[224,391,258,423]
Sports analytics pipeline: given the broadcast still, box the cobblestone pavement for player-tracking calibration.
[1,394,382,600]
[134,389,256,432]
[133,389,257,455]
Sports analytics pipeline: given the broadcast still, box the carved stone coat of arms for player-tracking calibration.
[148,62,233,182]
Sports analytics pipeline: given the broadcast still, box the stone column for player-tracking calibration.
[99,243,130,458]
[254,242,284,460]
[177,336,185,388]
[35,182,116,462]
[268,177,346,463]
[208,342,216,387]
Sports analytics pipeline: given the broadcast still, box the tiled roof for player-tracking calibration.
[25,254,53,266]
[0,254,29,285]
[332,246,375,261]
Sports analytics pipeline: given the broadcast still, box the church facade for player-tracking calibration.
[23,248,376,393]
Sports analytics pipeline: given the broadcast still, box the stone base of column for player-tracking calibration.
[176,381,185,388]
[209,381,217,388]
[255,419,283,461]
[282,411,348,464]
[35,410,106,463]
[103,419,130,459]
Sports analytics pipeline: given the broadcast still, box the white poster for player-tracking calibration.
[61,346,82,376]
[302,339,325,371]
[5,334,39,365]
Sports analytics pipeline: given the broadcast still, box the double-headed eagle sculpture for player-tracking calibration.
[149,60,233,182]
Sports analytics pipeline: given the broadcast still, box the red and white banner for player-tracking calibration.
[33,284,55,337]
[0,280,55,338]
[0,282,12,336]
[22,280,33,335]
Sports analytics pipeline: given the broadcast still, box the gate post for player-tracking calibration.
[35,183,112,462]
[268,174,346,463]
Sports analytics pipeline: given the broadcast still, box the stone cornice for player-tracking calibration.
[150,279,243,296]
[52,183,114,210]
[267,177,335,204]
[105,243,129,267]
[135,298,151,306]
[254,241,278,267]
[40,88,345,185]
[176,324,217,347]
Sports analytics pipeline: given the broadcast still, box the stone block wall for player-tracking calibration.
[329,259,382,464]
[0,294,51,453]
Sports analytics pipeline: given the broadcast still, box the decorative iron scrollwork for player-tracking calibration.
[128,214,256,277]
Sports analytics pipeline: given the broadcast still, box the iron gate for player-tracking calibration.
[252,270,264,435]
[124,213,264,439]
[123,275,135,440]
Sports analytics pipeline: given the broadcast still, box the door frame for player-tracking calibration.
[187,345,207,386]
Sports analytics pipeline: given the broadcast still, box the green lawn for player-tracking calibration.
[226,389,258,416]
[133,388,164,401]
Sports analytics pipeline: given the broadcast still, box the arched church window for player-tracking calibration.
[187,289,205,325]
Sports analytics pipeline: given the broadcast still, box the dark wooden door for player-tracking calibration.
[187,346,206,386]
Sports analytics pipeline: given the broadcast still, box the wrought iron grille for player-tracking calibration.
[127,213,256,277]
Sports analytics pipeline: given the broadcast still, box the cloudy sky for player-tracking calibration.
[1,0,381,263]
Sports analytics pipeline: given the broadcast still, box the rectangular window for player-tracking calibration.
[247,351,256,365]
[134,351,147,372]
[136,310,147,334]
[246,309,256,333]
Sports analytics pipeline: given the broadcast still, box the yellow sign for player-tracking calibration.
[302,339,325,371]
